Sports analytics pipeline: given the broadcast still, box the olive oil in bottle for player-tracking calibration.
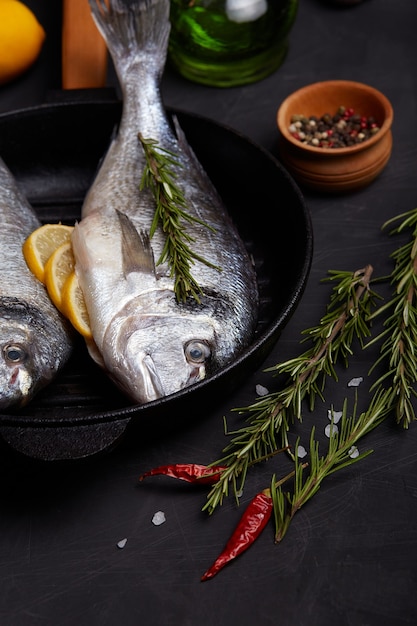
[168,0,298,87]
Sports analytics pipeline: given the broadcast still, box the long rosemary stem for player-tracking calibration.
[367,208,417,428]
[271,387,393,542]
[203,266,377,514]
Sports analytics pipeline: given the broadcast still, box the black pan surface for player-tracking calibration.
[0,97,313,460]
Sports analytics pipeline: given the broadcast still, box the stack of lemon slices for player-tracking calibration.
[23,224,92,340]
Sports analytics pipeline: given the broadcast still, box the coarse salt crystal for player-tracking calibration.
[297,445,308,459]
[348,446,359,459]
[256,384,269,396]
[152,511,166,526]
[327,409,343,423]
[325,423,339,438]
[348,377,363,387]
[117,538,128,549]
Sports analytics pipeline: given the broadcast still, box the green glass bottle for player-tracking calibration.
[168,0,298,88]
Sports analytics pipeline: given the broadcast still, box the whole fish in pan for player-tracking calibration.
[0,157,73,410]
[71,0,259,404]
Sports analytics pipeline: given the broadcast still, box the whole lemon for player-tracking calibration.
[0,0,46,85]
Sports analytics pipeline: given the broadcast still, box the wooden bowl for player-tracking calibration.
[276,80,393,193]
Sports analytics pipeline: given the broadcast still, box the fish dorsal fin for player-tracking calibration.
[172,115,222,199]
[116,210,155,277]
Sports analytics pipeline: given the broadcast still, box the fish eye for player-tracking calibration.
[3,344,27,364]
[185,341,211,364]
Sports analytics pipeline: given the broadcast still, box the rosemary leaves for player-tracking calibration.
[203,266,378,514]
[368,208,417,428]
[271,389,392,542]
[138,133,220,303]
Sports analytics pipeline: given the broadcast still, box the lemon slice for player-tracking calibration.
[23,223,74,283]
[44,241,76,312]
[61,271,93,340]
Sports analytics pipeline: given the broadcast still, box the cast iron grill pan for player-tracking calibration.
[0,98,313,460]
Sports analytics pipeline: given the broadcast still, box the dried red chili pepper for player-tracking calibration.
[138,463,227,485]
[201,488,273,581]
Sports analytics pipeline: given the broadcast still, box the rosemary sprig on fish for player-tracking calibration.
[138,133,221,303]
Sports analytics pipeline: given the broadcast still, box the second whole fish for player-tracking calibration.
[0,156,73,410]
[71,0,259,405]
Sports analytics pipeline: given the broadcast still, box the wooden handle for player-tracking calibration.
[62,0,108,89]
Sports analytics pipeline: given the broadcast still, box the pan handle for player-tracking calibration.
[0,418,131,461]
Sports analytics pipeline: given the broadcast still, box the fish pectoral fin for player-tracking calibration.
[116,210,156,278]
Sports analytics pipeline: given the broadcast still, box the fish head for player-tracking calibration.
[103,313,221,404]
[0,304,72,411]
[0,326,43,410]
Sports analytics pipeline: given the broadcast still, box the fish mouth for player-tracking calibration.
[0,365,34,411]
[106,349,166,404]
[113,352,207,405]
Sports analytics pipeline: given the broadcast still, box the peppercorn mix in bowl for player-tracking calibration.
[276,80,393,193]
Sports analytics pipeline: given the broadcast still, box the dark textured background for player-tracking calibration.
[0,1,416,624]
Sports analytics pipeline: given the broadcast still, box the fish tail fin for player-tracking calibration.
[88,0,170,83]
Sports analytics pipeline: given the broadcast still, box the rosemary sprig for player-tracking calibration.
[367,208,417,428]
[268,265,378,409]
[271,387,393,542]
[203,266,378,514]
[138,134,220,303]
